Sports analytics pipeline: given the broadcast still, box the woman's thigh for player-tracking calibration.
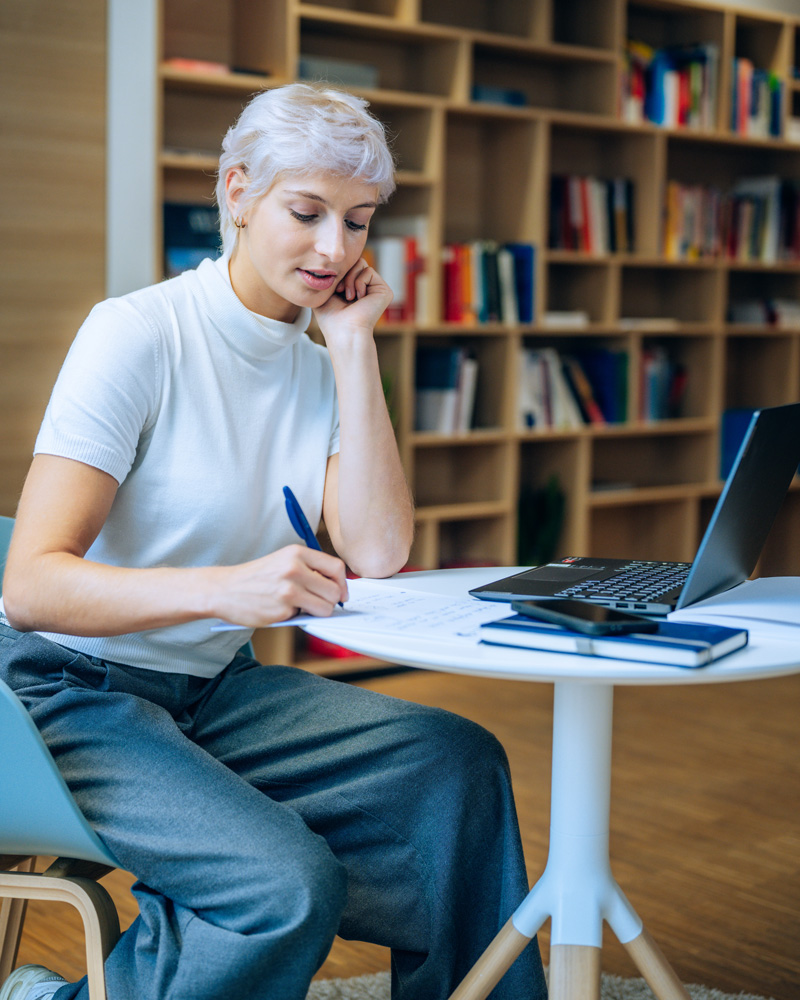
[1,631,345,934]
[191,659,524,948]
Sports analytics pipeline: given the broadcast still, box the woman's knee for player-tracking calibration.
[221,827,348,941]
[401,703,512,787]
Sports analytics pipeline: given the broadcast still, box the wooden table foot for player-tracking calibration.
[623,925,691,1000]
[447,916,531,1000]
[549,943,602,1000]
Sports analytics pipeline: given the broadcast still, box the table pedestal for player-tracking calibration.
[448,682,691,1000]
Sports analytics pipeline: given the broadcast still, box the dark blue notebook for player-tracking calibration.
[479,615,748,668]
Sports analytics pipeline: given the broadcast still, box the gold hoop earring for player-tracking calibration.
[234,216,247,230]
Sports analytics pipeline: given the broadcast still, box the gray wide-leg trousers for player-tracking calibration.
[1,621,547,1000]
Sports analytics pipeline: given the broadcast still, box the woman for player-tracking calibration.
[0,84,547,1000]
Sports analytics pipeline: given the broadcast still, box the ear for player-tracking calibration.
[225,167,248,219]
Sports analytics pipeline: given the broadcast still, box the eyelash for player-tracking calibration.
[290,210,367,233]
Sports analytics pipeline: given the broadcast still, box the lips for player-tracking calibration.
[298,268,338,291]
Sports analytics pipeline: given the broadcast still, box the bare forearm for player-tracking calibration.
[327,334,414,577]
[2,552,220,635]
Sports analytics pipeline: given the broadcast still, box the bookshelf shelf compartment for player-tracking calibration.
[412,442,512,507]
[549,123,661,255]
[638,334,717,422]
[419,0,548,42]
[298,18,462,99]
[162,88,251,160]
[591,431,714,493]
[438,515,512,569]
[472,44,617,118]
[545,262,613,325]
[724,334,799,410]
[589,497,699,563]
[369,100,439,175]
[620,265,722,326]
[444,113,542,245]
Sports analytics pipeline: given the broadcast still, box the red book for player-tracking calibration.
[442,244,463,322]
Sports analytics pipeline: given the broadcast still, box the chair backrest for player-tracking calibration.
[0,514,119,866]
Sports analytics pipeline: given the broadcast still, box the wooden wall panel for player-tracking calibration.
[0,0,106,516]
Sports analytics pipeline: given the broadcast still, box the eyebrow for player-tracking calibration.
[286,189,378,210]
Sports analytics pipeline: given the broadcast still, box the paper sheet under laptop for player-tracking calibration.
[669,576,800,641]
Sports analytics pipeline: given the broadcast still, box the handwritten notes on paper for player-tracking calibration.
[286,578,508,642]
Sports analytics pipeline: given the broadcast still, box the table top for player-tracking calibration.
[302,567,800,687]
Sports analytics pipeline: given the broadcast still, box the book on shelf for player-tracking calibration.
[639,346,688,422]
[478,614,748,668]
[572,347,629,424]
[622,40,718,131]
[367,216,427,324]
[415,345,478,434]
[442,241,536,325]
[549,175,634,254]
[163,202,221,277]
[730,58,783,138]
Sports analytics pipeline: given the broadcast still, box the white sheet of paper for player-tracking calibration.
[290,578,510,641]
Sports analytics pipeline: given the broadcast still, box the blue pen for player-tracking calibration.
[283,485,344,606]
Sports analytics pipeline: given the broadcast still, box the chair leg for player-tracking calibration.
[0,870,120,1000]
[0,857,35,982]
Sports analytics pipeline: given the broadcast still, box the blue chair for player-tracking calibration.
[0,515,120,999]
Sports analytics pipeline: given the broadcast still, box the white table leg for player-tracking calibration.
[447,681,691,1000]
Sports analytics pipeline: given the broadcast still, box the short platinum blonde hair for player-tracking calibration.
[215,82,396,254]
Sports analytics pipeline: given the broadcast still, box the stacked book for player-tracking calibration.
[621,40,719,130]
[441,241,536,325]
[549,176,634,254]
[479,614,748,668]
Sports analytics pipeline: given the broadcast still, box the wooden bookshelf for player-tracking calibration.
[153,0,800,673]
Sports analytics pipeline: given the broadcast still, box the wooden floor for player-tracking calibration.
[12,668,800,999]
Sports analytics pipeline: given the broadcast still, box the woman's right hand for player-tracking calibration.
[212,544,349,628]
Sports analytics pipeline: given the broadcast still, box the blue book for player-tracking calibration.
[504,243,537,324]
[479,615,748,668]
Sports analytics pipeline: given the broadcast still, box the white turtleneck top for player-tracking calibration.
[31,255,340,676]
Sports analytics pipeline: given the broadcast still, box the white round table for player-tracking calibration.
[303,568,800,1000]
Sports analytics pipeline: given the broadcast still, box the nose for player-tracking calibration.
[315,218,346,263]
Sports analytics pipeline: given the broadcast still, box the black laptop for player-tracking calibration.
[470,403,800,615]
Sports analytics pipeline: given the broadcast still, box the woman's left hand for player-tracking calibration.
[314,258,393,340]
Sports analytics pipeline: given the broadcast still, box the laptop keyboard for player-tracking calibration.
[555,560,691,603]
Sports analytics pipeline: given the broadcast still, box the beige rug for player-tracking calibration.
[306,970,772,1000]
